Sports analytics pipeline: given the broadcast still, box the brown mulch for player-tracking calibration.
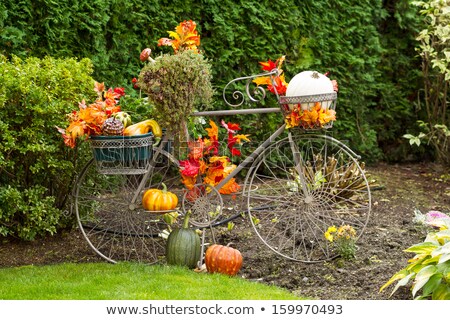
[1,162,449,300]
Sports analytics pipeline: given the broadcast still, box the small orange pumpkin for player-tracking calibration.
[142,183,178,211]
[204,244,243,276]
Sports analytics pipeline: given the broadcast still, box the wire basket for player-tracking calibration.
[278,92,337,130]
[90,133,154,174]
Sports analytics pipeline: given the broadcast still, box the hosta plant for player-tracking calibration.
[380,212,450,299]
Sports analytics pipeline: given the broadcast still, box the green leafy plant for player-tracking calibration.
[403,120,450,161]
[0,54,95,240]
[380,211,450,299]
[403,1,450,164]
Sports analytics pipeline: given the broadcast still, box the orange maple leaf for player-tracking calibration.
[205,120,218,141]
[181,174,197,190]
[94,82,105,97]
[285,110,301,129]
[313,102,322,112]
[323,109,336,123]
[301,109,319,127]
[103,89,117,106]
[218,178,241,194]
[66,120,86,141]
[188,138,205,160]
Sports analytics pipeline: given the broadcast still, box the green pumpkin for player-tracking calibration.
[166,212,201,268]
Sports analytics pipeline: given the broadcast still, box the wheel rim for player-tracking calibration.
[182,183,224,227]
[245,133,371,262]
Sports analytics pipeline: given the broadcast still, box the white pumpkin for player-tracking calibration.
[286,71,334,110]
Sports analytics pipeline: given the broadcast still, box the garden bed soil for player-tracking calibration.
[1,162,449,300]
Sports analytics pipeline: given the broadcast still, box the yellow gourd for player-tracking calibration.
[123,119,162,137]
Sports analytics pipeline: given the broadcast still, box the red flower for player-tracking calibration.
[132,77,139,89]
[113,87,125,98]
[227,133,241,156]
[259,59,278,71]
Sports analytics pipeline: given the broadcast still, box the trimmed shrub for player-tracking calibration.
[0,55,95,240]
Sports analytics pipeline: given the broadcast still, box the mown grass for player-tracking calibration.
[0,262,302,300]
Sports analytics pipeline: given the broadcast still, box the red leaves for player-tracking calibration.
[253,56,287,96]
[259,59,278,71]
[179,158,200,177]
[179,120,250,194]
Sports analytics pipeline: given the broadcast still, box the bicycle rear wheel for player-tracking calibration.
[245,132,371,262]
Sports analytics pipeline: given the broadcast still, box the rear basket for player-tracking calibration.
[278,92,337,130]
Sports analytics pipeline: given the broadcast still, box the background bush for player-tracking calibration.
[0,0,424,161]
[0,55,95,240]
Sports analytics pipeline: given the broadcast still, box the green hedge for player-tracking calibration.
[0,55,95,240]
[0,0,424,161]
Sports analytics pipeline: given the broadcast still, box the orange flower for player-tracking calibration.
[58,83,124,148]
[253,56,287,95]
[205,120,218,140]
[158,20,200,53]
[179,120,249,195]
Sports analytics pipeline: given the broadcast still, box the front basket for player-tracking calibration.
[90,133,154,174]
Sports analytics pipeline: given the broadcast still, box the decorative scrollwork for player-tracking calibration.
[222,69,279,107]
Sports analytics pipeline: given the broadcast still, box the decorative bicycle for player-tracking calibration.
[73,69,371,264]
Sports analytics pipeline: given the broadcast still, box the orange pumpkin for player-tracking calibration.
[204,244,243,276]
[142,183,178,211]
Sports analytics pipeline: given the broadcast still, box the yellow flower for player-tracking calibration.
[336,225,357,240]
[324,231,334,242]
[324,225,337,242]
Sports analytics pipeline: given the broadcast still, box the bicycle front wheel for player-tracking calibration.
[245,132,371,262]
[74,158,170,264]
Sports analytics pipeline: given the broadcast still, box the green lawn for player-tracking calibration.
[0,262,302,300]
